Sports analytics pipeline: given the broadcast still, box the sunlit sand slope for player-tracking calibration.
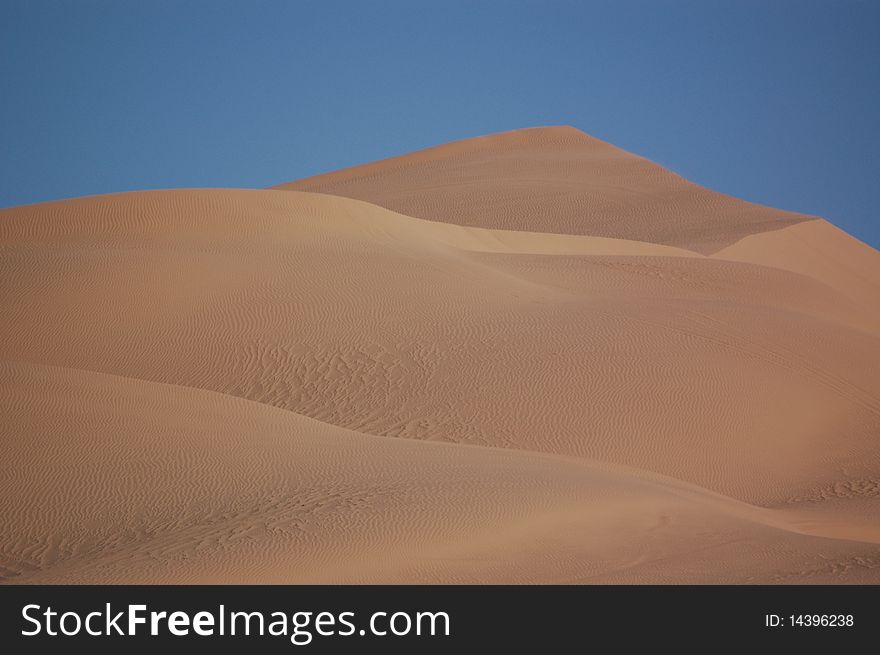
[2,360,878,584]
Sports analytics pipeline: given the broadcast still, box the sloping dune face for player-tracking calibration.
[2,128,880,583]
[275,126,809,254]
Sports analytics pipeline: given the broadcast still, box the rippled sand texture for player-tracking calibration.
[2,127,879,583]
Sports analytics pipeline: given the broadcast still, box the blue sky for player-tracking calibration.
[1,0,878,247]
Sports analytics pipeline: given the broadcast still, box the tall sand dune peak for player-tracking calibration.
[274,126,812,253]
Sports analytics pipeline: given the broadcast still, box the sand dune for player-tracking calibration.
[3,360,878,584]
[714,218,880,329]
[1,127,879,583]
[275,126,810,254]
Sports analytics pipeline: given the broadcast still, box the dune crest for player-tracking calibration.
[274,126,810,253]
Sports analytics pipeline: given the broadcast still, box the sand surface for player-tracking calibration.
[2,127,879,583]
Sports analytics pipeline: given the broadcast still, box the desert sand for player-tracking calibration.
[1,126,879,583]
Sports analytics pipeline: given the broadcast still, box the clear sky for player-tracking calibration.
[2,0,878,247]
